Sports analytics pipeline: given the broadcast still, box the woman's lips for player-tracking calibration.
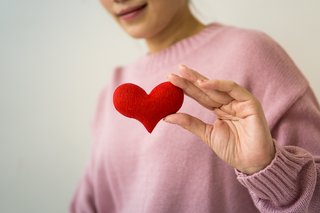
[116,3,147,21]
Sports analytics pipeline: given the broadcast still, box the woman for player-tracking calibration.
[70,0,320,212]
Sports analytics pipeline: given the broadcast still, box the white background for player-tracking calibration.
[1,0,319,212]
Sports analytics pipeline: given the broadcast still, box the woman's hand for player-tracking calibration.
[165,65,275,175]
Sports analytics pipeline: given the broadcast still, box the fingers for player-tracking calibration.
[168,73,222,109]
[199,85,234,105]
[198,79,252,102]
[169,64,255,114]
[176,65,253,102]
[179,64,208,83]
[164,113,212,143]
[179,65,234,105]
[168,65,235,107]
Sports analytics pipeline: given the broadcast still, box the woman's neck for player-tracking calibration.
[145,9,205,53]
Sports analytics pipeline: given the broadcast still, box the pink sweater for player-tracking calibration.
[70,23,320,212]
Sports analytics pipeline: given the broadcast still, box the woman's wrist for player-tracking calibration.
[237,139,276,175]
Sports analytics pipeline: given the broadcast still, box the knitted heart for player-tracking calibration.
[113,82,184,133]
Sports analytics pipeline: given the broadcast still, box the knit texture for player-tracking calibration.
[70,23,320,213]
[113,82,184,133]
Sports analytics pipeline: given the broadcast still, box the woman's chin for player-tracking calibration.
[121,24,154,39]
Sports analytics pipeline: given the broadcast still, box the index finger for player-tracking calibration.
[179,65,208,83]
[199,80,253,102]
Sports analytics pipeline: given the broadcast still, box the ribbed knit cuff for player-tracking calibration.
[236,142,313,206]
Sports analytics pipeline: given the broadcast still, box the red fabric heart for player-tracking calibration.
[113,82,184,133]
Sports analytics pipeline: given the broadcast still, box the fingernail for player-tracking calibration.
[163,116,169,122]
[179,64,187,70]
[163,116,173,123]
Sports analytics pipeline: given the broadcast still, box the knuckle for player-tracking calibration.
[178,78,188,89]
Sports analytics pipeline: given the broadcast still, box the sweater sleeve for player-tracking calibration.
[237,88,320,212]
[231,29,320,212]
[69,153,97,213]
[69,66,123,213]
[69,84,109,213]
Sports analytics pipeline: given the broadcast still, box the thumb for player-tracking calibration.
[164,113,209,142]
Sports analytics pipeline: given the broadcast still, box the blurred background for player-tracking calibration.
[1,0,319,212]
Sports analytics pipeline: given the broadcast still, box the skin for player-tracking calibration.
[101,0,275,175]
[165,65,275,175]
[100,0,205,52]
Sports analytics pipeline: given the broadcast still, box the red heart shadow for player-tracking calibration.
[113,82,184,133]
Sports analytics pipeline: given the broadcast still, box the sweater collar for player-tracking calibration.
[126,22,223,72]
